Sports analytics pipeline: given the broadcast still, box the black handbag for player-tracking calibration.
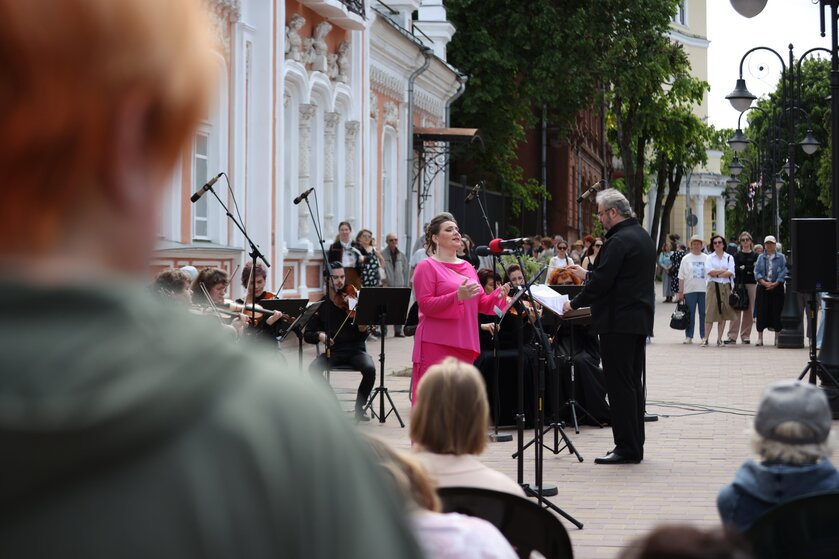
[670,301,689,330]
[729,283,749,310]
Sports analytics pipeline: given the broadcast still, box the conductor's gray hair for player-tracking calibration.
[596,189,633,219]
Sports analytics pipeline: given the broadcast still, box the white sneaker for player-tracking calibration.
[683,337,692,344]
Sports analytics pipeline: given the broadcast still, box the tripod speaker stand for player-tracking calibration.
[799,293,839,386]
[358,287,411,427]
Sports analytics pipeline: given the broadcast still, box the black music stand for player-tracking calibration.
[551,285,602,433]
[357,287,411,427]
[283,301,322,370]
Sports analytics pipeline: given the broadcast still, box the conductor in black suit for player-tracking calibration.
[562,189,655,464]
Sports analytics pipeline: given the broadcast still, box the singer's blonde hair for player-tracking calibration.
[0,0,216,252]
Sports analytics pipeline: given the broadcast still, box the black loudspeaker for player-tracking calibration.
[792,218,837,293]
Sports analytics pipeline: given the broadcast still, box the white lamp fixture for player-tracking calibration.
[800,129,821,155]
[728,129,750,153]
[726,79,757,113]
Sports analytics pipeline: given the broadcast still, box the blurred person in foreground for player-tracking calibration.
[619,524,752,559]
[366,435,517,559]
[717,380,839,533]
[0,1,421,557]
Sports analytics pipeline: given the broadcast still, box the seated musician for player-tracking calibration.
[236,261,286,345]
[477,264,538,426]
[304,262,376,422]
[477,268,501,351]
[152,268,193,304]
[191,267,248,336]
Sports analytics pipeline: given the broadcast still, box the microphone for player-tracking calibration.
[488,237,527,253]
[293,187,315,205]
[475,245,515,257]
[190,172,224,203]
[465,181,483,204]
[576,179,607,203]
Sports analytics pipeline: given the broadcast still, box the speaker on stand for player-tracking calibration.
[793,219,839,417]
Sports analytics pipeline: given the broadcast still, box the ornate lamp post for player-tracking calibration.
[726,44,825,349]
[732,0,839,381]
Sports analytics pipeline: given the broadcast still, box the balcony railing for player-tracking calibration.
[339,0,364,17]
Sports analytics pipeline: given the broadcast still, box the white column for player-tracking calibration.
[297,103,316,243]
[716,195,726,239]
[695,195,707,241]
[345,120,360,228]
[323,112,340,235]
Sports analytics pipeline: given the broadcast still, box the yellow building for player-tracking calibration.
[646,0,727,247]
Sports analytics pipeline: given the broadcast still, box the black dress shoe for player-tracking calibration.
[354,410,371,423]
[594,452,641,465]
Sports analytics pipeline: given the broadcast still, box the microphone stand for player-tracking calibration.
[473,188,512,443]
[510,255,583,529]
[204,176,269,329]
[300,191,340,383]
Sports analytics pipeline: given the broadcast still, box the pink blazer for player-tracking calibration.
[412,258,503,363]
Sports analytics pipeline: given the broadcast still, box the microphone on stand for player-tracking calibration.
[190,172,224,203]
[488,237,527,253]
[475,245,515,257]
[293,187,315,205]
[576,179,607,203]
[465,181,484,204]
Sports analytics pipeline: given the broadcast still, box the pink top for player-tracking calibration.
[412,258,503,363]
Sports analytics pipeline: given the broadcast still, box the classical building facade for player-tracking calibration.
[645,0,728,244]
[152,0,461,298]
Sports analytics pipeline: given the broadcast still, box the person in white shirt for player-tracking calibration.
[411,357,525,497]
[677,235,709,344]
[703,234,737,347]
[366,435,517,559]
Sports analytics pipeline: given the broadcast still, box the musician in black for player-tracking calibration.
[304,262,375,422]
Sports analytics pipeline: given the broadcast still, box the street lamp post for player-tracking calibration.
[726,44,825,348]
[731,0,839,383]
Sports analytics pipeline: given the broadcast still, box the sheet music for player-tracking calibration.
[529,284,569,316]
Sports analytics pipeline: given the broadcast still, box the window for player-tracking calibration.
[673,1,686,26]
[193,131,210,240]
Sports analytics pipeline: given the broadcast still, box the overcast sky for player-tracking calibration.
[707,1,830,130]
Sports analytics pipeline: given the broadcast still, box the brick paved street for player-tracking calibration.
[282,288,825,558]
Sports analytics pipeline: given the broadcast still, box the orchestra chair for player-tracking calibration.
[437,486,573,559]
[315,342,361,403]
[745,490,839,559]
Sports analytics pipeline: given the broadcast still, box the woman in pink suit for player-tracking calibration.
[411,213,509,403]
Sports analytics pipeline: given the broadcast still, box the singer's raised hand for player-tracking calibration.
[457,278,481,301]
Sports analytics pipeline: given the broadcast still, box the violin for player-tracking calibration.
[220,299,276,321]
[332,284,360,318]
[327,284,365,347]
[239,291,277,326]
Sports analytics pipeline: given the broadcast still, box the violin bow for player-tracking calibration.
[275,268,292,298]
[199,282,226,325]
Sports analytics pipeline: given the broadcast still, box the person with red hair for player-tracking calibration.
[0,1,422,557]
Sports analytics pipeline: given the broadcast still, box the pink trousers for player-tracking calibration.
[411,341,477,404]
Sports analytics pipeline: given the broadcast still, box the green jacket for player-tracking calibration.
[0,281,422,558]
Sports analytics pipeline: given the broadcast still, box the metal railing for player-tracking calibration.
[339,0,364,17]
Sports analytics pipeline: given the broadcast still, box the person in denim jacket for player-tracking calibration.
[717,380,839,533]
[753,236,787,346]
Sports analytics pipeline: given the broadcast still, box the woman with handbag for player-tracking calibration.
[703,235,736,347]
[725,232,758,345]
[754,235,787,346]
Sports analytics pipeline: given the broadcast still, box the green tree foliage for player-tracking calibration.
[648,110,712,251]
[446,0,710,225]
[445,0,604,215]
[734,56,830,245]
[593,0,708,224]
